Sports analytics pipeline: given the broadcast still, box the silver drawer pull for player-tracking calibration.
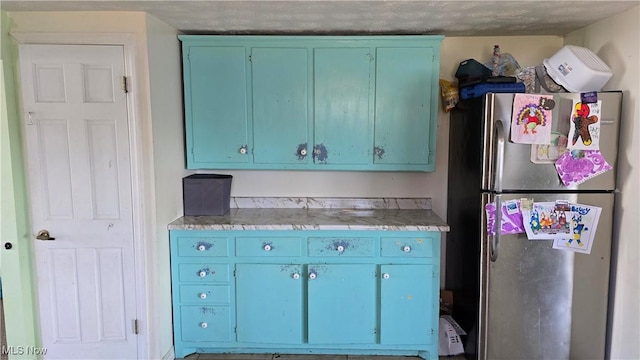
[402,245,412,253]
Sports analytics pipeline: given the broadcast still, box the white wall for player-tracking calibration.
[6,11,172,360]
[565,6,640,359]
[145,13,189,360]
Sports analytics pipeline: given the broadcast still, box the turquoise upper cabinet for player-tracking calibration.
[374,47,436,170]
[184,46,250,167]
[179,35,443,171]
[313,48,372,165]
[252,47,311,165]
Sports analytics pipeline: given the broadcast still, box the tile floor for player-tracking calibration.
[184,354,464,360]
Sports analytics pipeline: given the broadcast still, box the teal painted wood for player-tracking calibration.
[180,305,232,342]
[313,48,371,165]
[179,35,443,171]
[307,264,377,344]
[380,264,434,345]
[235,236,302,257]
[178,284,230,304]
[176,236,230,257]
[373,47,436,168]
[236,264,304,344]
[380,236,435,258]
[169,229,441,360]
[307,237,375,257]
[252,47,310,165]
[185,46,250,168]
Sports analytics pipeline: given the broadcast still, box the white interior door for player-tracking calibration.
[19,44,138,359]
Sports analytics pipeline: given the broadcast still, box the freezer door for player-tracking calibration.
[480,192,613,360]
[483,92,622,192]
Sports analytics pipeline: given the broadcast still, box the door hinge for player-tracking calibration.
[133,319,139,335]
[122,76,129,94]
[248,54,252,62]
[430,328,435,335]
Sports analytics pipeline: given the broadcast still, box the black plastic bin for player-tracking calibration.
[183,174,232,216]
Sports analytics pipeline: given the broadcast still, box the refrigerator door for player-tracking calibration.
[479,192,614,360]
[482,92,622,192]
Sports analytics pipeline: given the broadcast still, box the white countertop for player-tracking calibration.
[168,197,449,232]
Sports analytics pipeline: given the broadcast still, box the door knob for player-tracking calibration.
[36,230,55,241]
[4,242,12,250]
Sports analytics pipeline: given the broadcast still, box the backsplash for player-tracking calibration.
[229,197,432,210]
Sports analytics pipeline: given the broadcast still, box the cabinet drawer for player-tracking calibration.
[176,236,229,257]
[180,305,232,342]
[179,285,230,304]
[235,237,302,257]
[380,237,434,258]
[308,237,375,257]
[178,263,230,283]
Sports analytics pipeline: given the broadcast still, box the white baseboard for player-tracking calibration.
[161,345,175,360]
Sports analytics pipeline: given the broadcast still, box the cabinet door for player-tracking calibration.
[307,264,377,344]
[185,46,250,167]
[313,48,371,165]
[252,47,310,165]
[235,264,304,344]
[380,264,435,345]
[373,47,435,167]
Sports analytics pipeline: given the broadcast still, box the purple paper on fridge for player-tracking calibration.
[485,199,525,236]
[553,204,602,255]
[555,149,612,186]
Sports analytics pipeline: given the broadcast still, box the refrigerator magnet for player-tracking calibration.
[530,132,569,164]
[510,94,553,144]
[568,100,602,150]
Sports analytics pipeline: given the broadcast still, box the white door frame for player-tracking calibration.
[10,32,150,360]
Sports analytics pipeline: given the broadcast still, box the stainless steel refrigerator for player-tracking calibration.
[446,92,622,359]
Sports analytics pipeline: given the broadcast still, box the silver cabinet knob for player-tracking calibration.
[199,271,207,278]
[199,293,207,299]
[292,273,300,280]
[403,245,412,253]
[382,273,390,280]
[263,244,272,251]
[197,245,206,251]
[300,148,307,156]
[309,272,317,280]
[200,322,208,328]
[336,245,345,252]
[239,146,248,154]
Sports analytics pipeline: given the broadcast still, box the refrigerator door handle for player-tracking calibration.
[490,194,502,262]
[493,119,505,192]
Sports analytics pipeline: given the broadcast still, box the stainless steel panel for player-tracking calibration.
[483,92,621,192]
[480,192,613,360]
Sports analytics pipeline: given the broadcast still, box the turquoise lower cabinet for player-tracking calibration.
[235,264,304,344]
[307,264,377,344]
[170,230,441,360]
[380,264,434,345]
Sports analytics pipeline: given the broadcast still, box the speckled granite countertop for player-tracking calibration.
[168,197,449,232]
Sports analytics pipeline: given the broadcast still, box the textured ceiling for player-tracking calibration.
[1,1,638,36]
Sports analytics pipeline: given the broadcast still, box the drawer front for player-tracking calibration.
[179,284,230,304]
[176,236,229,257]
[235,237,302,257]
[380,237,434,258]
[180,305,232,342]
[308,237,375,257]
[178,263,230,283]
